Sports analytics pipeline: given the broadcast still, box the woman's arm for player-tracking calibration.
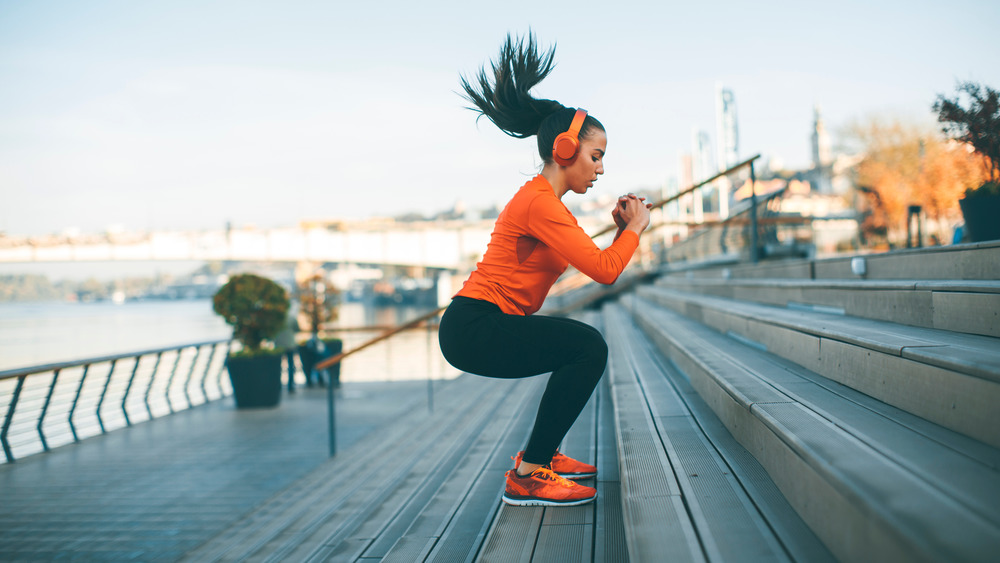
[527,196,643,285]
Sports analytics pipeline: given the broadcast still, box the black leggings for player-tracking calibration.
[438,296,608,465]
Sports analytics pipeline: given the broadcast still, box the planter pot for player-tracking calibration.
[298,346,319,381]
[959,195,1000,242]
[297,338,344,387]
[226,354,282,408]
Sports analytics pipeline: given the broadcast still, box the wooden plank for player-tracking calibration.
[602,305,705,563]
[361,378,544,560]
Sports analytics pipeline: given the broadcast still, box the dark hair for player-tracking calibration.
[460,32,604,164]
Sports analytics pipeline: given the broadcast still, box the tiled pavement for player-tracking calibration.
[0,381,433,561]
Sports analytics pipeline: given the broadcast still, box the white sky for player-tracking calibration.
[2,0,999,237]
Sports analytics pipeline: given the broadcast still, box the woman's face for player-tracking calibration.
[565,129,607,196]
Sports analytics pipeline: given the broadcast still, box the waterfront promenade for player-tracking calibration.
[2,242,999,562]
[0,381,431,561]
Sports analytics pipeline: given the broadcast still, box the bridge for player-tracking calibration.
[0,219,522,271]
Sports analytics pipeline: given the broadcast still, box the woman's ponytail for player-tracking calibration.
[460,33,565,137]
[461,32,604,164]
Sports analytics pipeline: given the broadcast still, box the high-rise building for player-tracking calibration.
[691,129,712,222]
[715,85,739,219]
[692,129,713,183]
[716,84,739,172]
[811,104,833,169]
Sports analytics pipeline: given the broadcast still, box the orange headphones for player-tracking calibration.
[552,109,587,166]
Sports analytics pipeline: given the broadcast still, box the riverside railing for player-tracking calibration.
[0,339,230,463]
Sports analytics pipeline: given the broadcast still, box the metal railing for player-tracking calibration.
[0,339,230,463]
[0,156,770,463]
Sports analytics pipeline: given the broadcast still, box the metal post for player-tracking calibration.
[165,348,184,413]
[121,355,142,426]
[37,369,61,451]
[95,360,117,434]
[68,364,90,442]
[217,341,232,394]
[143,352,163,420]
[183,347,202,408]
[427,317,434,413]
[199,343,217,403]
[907,205,923,248]
[2,376,26,463]
[327,361,337,457]
[749,161,760,263]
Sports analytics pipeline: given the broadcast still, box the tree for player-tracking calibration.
[296,273,339,336]
[850,117,985,245]
[933,81,1000,184]
[212,273,290,354]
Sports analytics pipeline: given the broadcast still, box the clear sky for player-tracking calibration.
[2,0,999,237]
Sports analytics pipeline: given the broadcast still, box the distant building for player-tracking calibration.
[715,85,739,172]
[715,85,739,218]
[692,129,713,221]
[692,129,714,183]
[811,105,833,169]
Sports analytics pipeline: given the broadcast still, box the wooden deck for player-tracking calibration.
[3,244,999,562]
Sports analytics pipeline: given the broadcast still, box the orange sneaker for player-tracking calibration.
[502,466,597,507]
[514,450,597,480]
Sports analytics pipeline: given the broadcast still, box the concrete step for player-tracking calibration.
[636,284,1000,448]
[661,240,1000,281]
[601,303,833,562]
[623,293,1000,563]
[654,276,1000,338]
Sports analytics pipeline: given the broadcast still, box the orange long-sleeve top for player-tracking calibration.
[456,174,640,316]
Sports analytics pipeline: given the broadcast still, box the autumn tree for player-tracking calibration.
[295,273,339,336]
[850,117,985,245]
[933,81,1000,185]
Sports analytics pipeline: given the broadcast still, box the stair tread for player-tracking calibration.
[658,277,1000,293]
[641,285,1000,381]
[628,294,1000,561]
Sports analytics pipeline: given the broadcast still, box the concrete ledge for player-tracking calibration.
[637,285,1000,448]
[625,295,1000,562]
[602,304,832,562]
[655,277,1000,338]
[661,241,1000,282]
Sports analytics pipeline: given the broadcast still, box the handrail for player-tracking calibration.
[315,307,443,371]
[315,155,763,373]
[1,339,231,463]
[591,154,761,238]
[0,339,229,381]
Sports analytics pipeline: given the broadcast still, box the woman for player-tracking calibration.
[438,33,651,507]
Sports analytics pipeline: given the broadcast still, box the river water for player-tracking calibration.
[0,300,458,381]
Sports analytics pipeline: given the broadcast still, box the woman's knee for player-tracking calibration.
[577,330,608,374]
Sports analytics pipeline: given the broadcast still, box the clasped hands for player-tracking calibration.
[611,193,652,233]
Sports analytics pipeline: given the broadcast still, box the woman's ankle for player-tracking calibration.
[516,461,543,476]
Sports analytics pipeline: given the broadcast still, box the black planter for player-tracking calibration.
[960,195,1000,242]
[226,354,283,408]
[297,338,344,387]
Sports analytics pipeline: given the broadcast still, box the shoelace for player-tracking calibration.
[529,467,575,486]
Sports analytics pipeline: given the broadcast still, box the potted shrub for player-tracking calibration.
[934,81,1000,242]
[213,273,290,408]
[295,273,343,387]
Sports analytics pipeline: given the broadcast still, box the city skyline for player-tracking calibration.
[2,0,999,238]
